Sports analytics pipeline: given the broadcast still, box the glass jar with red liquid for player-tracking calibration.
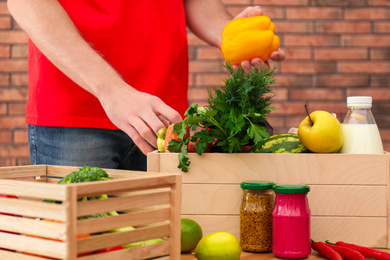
[272,184,311,258]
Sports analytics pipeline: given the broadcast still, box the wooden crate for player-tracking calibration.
[147,152,390,248]
[0,165,181,260]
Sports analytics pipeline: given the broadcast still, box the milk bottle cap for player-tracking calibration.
[347,96,372,108]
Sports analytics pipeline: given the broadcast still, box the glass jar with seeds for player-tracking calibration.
[240,180,275,252]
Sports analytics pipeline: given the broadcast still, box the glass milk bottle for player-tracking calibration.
[339,96,383,154]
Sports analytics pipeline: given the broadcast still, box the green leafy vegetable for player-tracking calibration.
[168,62,276,172]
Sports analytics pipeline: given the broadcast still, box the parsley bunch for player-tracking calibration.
[168,63,276,172]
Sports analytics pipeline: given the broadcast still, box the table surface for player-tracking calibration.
[179,249,390,259]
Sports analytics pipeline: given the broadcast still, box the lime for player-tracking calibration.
[194,231,241,260]
[181,218,203,253]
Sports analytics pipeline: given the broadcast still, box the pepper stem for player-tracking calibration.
[325,240,335,245]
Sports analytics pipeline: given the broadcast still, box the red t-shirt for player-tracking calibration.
[26,0,189,129]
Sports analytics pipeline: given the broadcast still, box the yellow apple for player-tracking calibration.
[298,110,343,153]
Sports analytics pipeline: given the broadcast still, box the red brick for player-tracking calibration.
[267,116,286,129]
[0,74,10,86]
[0,45,10,58]
[0,131,12,144]
[16,157,31,166]
[189,61,222,73]
[0,116,26,129]
[257,7,285,19]
[374,22,390,33]
[0,145,29,157]
[316,22,371,34]
[272,101,308,115]
[285,115,308,129]
[13,129,28,144]
[369,0,390,6]
[270,88,288,101]
[312,0,366,6]
[276,21,314,33]
[0,88,28,101]
[371,49,390,60]
[0,31,28,44]
[345,8,390,20]
[0,16,11,29]
[221,0,250,4]
[0,60,28,72]
[9,103,26,115]
[315,75,369,88]
[0,2,10,15]
[290,88,344,101]
[380,130,390,141]
[188,46,196,60]
[274,75,312,87]
[315,48,368,60]
[308,102,348,116]
[283,48,312,60]
[287,7,342,20]
[281,62,336,74]
[11,73,28,86]
[254,0,309,5]
[197,47,224,60]
[347,88,390,100]
[0,104,6,115]
[0,158,17,167]
[339,61,390,74]
[285,35,340,47]
[188,87,212,101]
[195,73,229,86]
[371,76,390,87]
[343,35,390,47]
[188,73,195,87]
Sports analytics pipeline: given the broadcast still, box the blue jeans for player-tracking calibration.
[28,125,147,171]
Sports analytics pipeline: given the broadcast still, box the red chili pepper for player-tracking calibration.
[95,245,124,254]
[327,240,390,260]
[311,240,343,260]
[324,241,365,260]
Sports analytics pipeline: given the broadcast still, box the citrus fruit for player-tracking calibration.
[193,231,241,260]
[181,218,203,253]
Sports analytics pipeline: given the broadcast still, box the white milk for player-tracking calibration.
[339,124,384,154]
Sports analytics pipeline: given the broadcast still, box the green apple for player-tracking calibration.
[298,110,343,153]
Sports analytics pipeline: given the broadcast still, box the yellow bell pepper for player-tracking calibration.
[220,15,280,65]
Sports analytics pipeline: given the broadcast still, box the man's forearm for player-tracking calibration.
[184,0,233,48]
[7,0,126,99]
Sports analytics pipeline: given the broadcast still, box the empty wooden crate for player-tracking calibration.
[147,152,390,248]
[0,165,181,259]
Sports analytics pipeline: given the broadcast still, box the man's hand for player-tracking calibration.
[99,83,182,155]
[231,6,285,72]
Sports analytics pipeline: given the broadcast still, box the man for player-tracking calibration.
[8,0,285,170]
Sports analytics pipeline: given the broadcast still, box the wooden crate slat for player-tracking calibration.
[76,207,170,235]
[0,214,66,240]
[0,197,67,220]
[149,152,388,185]
[0,232,66,259]
[76,190,170,217]
[77,223,170,254]
[72,174,178,198]
[0,165,47,179]
[77,241,170,260]
[182,183,388,217]
[0,179,67,200]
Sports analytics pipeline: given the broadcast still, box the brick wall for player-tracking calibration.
[0,0,389,166]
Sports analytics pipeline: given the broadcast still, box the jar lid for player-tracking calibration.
[273,184,310,194]
[240,180,275,190]
[347,96,372,108]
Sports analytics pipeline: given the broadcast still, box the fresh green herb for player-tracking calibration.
[168,63,276,172]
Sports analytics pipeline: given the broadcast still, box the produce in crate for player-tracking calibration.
[254,133,310,153]
[166,63,276,172]
[298,106,343,153]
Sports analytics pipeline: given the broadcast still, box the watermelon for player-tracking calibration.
[254,133,311,153]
